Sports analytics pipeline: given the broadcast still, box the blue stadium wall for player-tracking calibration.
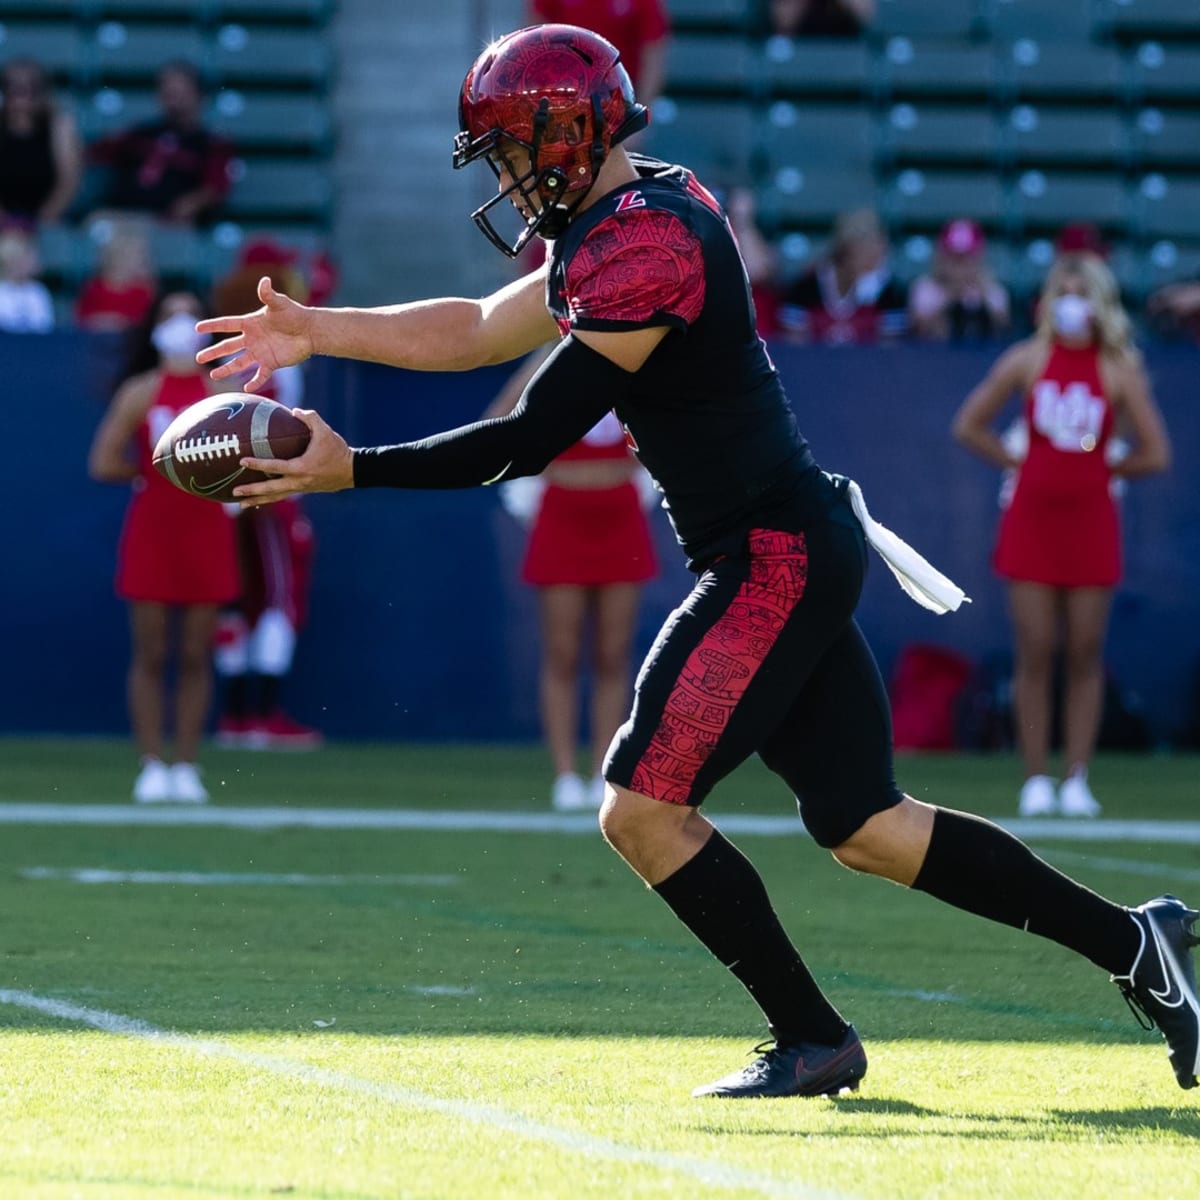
[3,332,1197,745]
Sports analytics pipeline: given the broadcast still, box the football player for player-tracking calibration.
[197,25,1199,1096]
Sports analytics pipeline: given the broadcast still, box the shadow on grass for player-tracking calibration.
[697,1100,1200,1140]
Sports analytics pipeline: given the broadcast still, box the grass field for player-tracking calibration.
[1,739,1198,1199]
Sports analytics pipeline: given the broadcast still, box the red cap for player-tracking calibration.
[938,218,985,256]
[1055,221,1108,259]
[238,236,298,267]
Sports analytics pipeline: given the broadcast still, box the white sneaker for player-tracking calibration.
[1018,774,1058,817]
[132,758,172,804]
[588,774,608,809]
[169,762,210,804]
[1059,773,1101,818]
[551,772,589,812]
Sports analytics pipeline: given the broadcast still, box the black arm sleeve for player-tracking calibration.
[352,336,632,489]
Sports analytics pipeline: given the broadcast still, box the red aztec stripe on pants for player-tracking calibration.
[631,530,808,803]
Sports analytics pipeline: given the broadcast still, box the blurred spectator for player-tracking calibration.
[75,224,156,332]
[0,226,54,332]
[209,237,324,750]
[88,289,240,803]
[952,253,1170,819]
[778,208,907,344]
[486,345,658,811]
[88,61,232,225]
[762,0,875,37]
[527,1,671,101]
[724,186,781,339]
[1056,221,1108,261]
[0,57,83,227]
[1146,277,1200,341]
[909,219,1010,342]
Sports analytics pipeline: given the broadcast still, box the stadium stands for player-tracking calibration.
[0,0,334,312]
[654,0,1200,306]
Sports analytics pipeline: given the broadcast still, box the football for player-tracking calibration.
[152,393,311,503]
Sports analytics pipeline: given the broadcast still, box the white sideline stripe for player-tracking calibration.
[1,803,1200,843]
[1037,851,1200,885]
[0,990,849,1200]
[19,867,458,887]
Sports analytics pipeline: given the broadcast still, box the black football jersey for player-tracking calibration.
[547,157,821,567]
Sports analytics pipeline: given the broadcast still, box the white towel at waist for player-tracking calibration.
[843,479,970,615]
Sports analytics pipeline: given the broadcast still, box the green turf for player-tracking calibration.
[1,740,1198,1198]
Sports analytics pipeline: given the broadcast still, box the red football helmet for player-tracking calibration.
[453,24,649,257]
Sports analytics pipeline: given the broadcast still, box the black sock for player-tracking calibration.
[653,830,848,1046]
[223,674,249,720]
[258,673,283,716]
[912,808,1139,975]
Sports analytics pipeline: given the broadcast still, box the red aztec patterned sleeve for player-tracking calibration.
[565,208,706,331]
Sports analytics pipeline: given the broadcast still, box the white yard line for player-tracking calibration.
[1034,850,1200,885]
[19,867,458,886]
[0,989,850,1200]
[1,803,1199,843]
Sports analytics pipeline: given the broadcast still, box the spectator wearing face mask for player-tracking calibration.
[952,254,1170,821]
[88,290,240,804]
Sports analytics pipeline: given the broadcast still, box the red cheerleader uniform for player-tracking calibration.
[115,372,240,605]
[993,342,1120,587]
[521,412,659,587]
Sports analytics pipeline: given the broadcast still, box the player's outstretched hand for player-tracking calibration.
[196,276,316,393]
[233,408,354,507]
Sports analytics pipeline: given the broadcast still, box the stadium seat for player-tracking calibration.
[644,97,757,186]
[1113,240,1200,305]
[1131,107,1200,169]
[1133,176,1200,242]
[77,85,157,139]
[873,0,978,39]
[879,103,999,167]
[984,0,1098,41]
[88,22,205,84]
[1128,43,1200,103]
[884,169,1006,232]
[665,0,752,33]
[210,0,331,19]
[77,0,206,18]
[877,39,997,100]
[145,223,204,277]
[758,37,870,100]
[0,0,75,15]
[999,40,1127,102]
[223,157,333,223]
[208,24,332,86]
[0,21,85,79]
[1105,0,1200,42]
[209,90,332,153]
[756,167,879,232]
[664,33,755,95]
[1003,106,1129,169]
[35,225,90,289]
[760,102,874,175]
[1008,171,1129,237]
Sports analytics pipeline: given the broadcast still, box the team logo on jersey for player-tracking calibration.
[1031,380,1105,452]
[615,190,647,214]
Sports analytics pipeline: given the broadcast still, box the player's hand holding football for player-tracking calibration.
[234,408,354,507]
[196,275,315,393]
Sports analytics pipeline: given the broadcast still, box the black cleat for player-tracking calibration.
[1112,894,1200,1090]
[692,1024,867,1099]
